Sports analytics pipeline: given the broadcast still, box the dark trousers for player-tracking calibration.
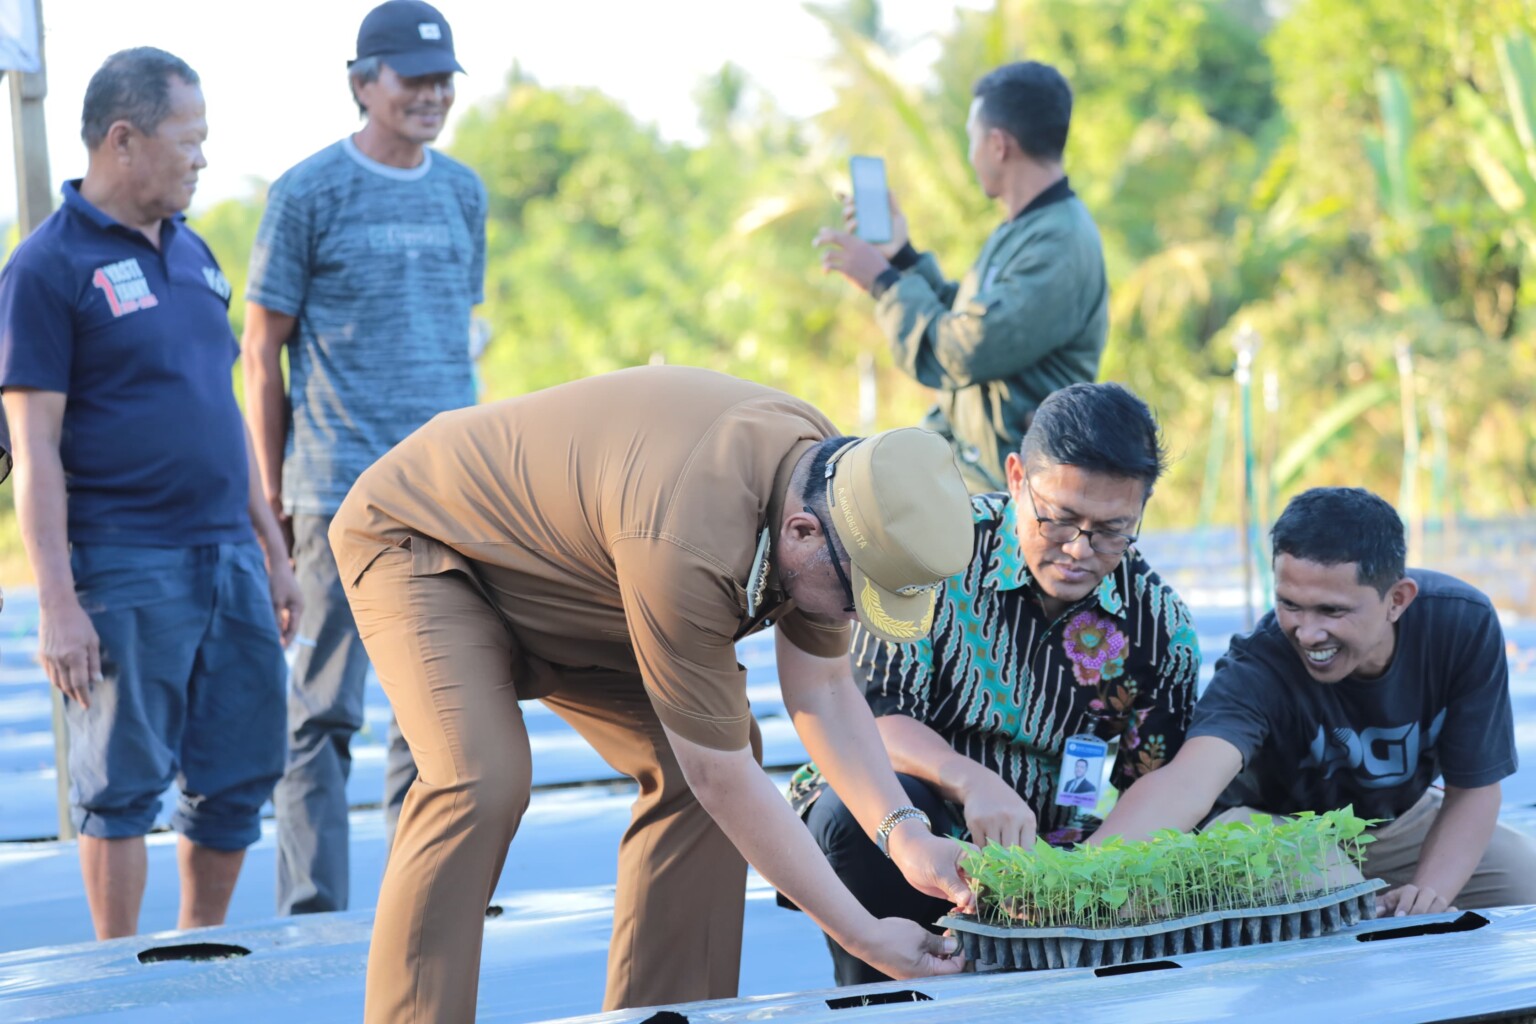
[804,773,964,986]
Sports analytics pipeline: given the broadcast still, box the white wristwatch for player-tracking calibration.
[875,805,932,858]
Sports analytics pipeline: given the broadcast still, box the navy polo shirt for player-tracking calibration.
[0,180,252,546]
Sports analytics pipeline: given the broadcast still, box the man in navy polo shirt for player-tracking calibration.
[0,47,300,939]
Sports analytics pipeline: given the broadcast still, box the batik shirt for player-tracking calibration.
[790,492,1200,842]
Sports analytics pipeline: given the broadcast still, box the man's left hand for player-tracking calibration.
[267,560,303,647]
[887,820,977,915]
[1379,883,1454,917]
[814,228,893,294]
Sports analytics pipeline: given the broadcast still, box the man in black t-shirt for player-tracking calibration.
[1099,487,1536,916]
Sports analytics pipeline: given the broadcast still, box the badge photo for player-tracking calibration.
[1055,734,1108,809]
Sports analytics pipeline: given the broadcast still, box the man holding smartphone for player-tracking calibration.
[817,61,1107,493]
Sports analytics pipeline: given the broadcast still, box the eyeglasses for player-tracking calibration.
[803,505,857,614]
[1022,476,1140,555]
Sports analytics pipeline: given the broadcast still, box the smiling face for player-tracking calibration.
[1005,453,1146,620]
[1272,554,1418,682]
[355,63,455,146]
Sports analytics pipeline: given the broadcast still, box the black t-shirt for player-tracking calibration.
[1189,569,1516,822]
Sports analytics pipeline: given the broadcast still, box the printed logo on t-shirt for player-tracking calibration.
[366,223,452,258]
[418,22,442,39]
[1299,708,1447,789]
[91,258,159,317]
[202,266,232,301]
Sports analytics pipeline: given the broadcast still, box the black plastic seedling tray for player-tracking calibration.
[938,878,1389,972]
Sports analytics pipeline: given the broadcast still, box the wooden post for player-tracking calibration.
[1395,337,1423,564]
[1233,325,1259,630]
[857,352,877,433]
[8,0,50,238]
[6,0,68,841]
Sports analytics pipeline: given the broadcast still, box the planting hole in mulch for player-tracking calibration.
[137,942,251,964]
[636,1013,688,1024]
[1356,910,1490,943]
[1095,959,1182,978]
[826,990,934,1010]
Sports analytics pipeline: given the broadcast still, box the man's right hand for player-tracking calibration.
[839,190,910,259]
[958,767,1038,850]
[851,917,965,979]
[40,596,102,709]
[888,823,977,916]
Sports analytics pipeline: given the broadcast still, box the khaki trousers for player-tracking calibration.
[345,543,755,1023]
[1212,788,1536,909]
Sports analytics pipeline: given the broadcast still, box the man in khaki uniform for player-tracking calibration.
[331,366,978,1022]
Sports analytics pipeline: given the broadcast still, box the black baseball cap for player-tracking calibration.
[353,0,465,77]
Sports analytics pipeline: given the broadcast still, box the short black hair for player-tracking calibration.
[1021,383,1167,492]
[972,61,1072,162]
[1075,759,1089,769]
[81,47,200,149]
[803,435,860,531]
[1270,488,1406,596]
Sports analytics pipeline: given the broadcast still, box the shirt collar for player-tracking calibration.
[982,496,1030,592]
[981,493,1130,619]
[62,179,186,242]
[1010,175,1074,222]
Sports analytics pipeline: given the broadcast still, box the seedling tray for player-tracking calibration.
[938,877,1387,972]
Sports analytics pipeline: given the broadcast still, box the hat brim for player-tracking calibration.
[377,50,466,77]
[849,560,937,644]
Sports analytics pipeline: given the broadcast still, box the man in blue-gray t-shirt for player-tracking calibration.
[1099,487,1536,917]
[242,0,488,916]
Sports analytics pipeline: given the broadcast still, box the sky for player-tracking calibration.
[0,0,986,222]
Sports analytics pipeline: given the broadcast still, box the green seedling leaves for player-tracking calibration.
[966,807,1375,928]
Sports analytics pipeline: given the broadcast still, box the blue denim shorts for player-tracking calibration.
[67,542,286,849]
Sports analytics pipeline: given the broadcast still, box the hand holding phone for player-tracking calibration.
[850,156,894,245]
[847,158,903,260]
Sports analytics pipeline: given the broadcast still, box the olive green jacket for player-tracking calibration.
[875,188,1108,491]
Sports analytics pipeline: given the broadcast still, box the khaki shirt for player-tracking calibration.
[331,366,850,750]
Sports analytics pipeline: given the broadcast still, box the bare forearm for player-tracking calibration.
[1412,785,1501,904]
[13,445,75,606]
[244,428,287,561]
[1094,736,1242,842]
[240,310,291,507]
[1095,766,1213,841]
[877,714,988,804]
[673,738,877,953]
[786,669,912,841]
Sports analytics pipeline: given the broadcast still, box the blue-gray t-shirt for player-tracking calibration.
[247,137,487,515]
[1189,569,1516,822]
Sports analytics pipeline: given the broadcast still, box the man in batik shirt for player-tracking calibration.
[790,382,1200,985]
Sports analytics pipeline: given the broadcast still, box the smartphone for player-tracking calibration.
[849,155,893,245]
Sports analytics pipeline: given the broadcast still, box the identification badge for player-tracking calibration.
[1055,734,1109,809]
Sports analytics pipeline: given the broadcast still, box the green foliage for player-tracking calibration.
[13,0,1536,590]
[1456,31,1536,260]
[171,1,1536,530]
[962,808,1378,929]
